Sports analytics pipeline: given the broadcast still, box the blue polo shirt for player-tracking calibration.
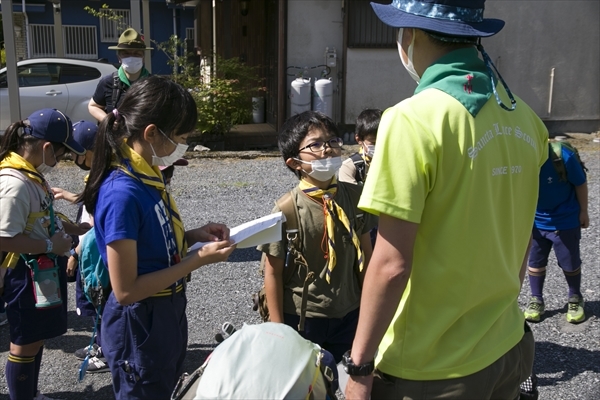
[94,169,178,276]
[535,144,587,231]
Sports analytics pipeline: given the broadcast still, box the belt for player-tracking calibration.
[151,279,185,297]
[374,369,400,384]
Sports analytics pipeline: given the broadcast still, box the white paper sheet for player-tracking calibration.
[188,212,283,251]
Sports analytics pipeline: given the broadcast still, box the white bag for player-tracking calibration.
[171,322,338,400]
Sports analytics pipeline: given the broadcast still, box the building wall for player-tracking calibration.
[344,48,411,124]
[483,0,599,132]
[341,0,600,132]
[286,0,344,122]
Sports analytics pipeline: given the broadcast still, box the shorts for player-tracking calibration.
[3,256,68,345]
[283,307,359,363]
[529,227,581,271]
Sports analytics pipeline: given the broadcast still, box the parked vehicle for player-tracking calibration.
[0,58,117,133]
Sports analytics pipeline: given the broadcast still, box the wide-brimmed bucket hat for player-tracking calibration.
[108,28,153,50]
[371,0,505,37]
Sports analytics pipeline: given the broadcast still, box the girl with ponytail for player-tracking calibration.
[79,75,235,399]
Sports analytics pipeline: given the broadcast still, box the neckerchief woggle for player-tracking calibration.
[299,177,364,283]
[111,143,187,263]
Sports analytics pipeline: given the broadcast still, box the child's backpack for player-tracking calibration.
[349,153,367,184]
[549,141,588,182]
[252,191,315,331]
[171,322,338,400]
[79,229,111,312]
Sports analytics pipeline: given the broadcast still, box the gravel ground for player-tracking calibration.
[1,144,599,400]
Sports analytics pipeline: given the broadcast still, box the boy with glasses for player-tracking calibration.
[257,111,377,362]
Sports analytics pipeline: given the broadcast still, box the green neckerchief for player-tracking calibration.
[117,66,150,87]
[415,47,492,117]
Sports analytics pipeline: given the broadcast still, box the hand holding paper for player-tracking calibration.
[189,212,283,251]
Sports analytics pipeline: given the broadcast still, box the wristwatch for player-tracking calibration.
[70,248,79,262]
[342,351,375,376]
[45,238,53,254]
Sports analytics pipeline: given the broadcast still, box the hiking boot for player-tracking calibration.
[86,356,110,373]
[74,344,103,361]
[524,297,545,322]
[566,295,585,323]
[0,312,8,326]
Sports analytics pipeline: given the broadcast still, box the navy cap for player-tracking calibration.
[26,109,85,155]
[72,120,98,151]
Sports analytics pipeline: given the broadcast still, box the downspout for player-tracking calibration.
[22,0,30,58]
[548,68,555,116]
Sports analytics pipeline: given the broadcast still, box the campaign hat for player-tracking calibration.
[108,28,153,50]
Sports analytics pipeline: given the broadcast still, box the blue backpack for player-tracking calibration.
[79,229,111,312]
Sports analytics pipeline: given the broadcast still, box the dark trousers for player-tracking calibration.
[102,289,188,400]
[283,307,359,363]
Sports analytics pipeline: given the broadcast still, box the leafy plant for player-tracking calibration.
[190,55,265,136]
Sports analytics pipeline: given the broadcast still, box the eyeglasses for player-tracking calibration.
[298,137,344,153]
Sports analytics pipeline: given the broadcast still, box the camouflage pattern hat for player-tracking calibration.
[108,28,153,50]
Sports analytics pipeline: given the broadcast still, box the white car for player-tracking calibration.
[0,58,117,133]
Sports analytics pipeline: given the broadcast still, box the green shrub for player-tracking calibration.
[189,56,264,135]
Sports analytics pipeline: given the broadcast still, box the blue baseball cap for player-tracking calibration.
[371,0,505,37]
[72,120,98,151]
[26,109,85,155]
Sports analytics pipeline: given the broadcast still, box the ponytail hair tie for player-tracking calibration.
[112,108,121,120]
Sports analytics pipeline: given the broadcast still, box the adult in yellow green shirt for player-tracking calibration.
[343,1,548,399]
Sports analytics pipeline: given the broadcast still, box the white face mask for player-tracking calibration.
[397,28,420,83]
[295,156,343,182]
[36,145,57,175]
[121,57,144,74]
[364,144,376,158]
[151,129,188,167]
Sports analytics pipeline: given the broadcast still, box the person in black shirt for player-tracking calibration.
[88,28,152,122]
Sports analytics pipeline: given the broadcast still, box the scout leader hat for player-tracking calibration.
[108,28,153,50]
[25,109,85,155]
[371,0,505,37]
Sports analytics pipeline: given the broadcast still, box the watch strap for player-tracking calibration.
[342,350,375,376]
